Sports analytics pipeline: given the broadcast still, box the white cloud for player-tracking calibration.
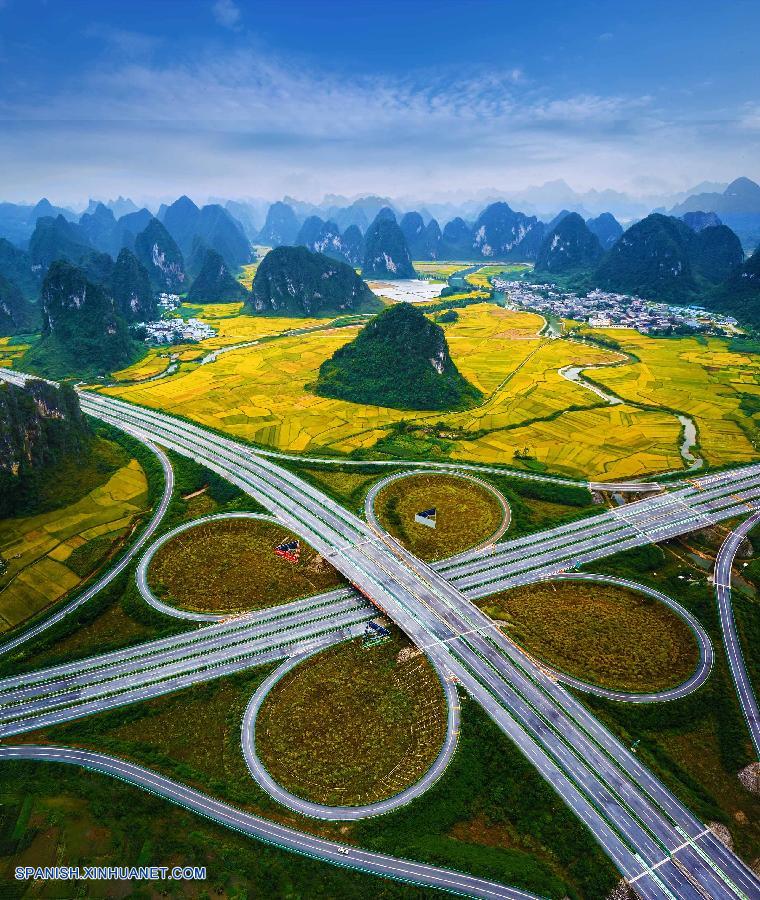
[83,24,160,58]
[212,0,241,30]
[0,45,756,203]
[740,103,760,131]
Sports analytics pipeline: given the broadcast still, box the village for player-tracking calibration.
[137,316,216,344]
[493,277,740,335]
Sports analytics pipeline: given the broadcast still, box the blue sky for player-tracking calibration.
[0,0,758,206]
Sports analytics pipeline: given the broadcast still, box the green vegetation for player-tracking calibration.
[148,517,344,614]
[248,245,380,316]
[257,634,447,806]
[0,379,92,518]
[109,247,156,322]
[480,580,700,692]
[0,274,34,336]
[292,465,394,515]
[134,217,186,293]
[23,260,138,378]
[375,473,506,561]
[362,218,415,279]
[0,758,414,899]
[314,303,483,411]
[187,247,249,303]
[593,213,743,305]
[0,436,147,635]
[483,475,598,540]
[17,658,617,897]
[535,213,603,274]
[711,241,760,325]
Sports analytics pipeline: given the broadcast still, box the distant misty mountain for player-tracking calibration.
[134,218,186,293]
[257,201,301,247]
[593,213,744,303]
[586,213,624,250]
[29,215,94,270]
[362,217,415,278]
[0,199,76,246]
[670,177,760,250]
[159,196,252,269]
[84,196,140,220]
[295,216,353,264]
[681,211,722,232]
[400,212,443,260]
[535,213,603,275]
[471,202,545,260]
[224,199,269,241]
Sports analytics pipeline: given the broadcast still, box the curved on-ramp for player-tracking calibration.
[136,511,280,622]
[537,574,713,704]
[714,511,760,757]
[364,473,712,706]
[0,438,174,657]
[0,745,538,900]
[241,643,460,820]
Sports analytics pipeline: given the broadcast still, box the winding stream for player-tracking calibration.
[559,363,703,470]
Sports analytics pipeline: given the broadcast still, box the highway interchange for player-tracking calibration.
[1,369,760,898]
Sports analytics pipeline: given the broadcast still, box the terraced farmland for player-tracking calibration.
[101,303,759,480]
[0,455,148,633]
[585,330,760,468]
[465,263,531,289]
[0,336,31,369]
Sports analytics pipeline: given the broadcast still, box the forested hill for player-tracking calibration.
[0,378,90,516]
[313,302,482,411]
[248,246,380,316]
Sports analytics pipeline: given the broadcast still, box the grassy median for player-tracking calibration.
[374,473,507,561]
[480,580,700,692]
[148,517,345,614]
[256,634,448,807]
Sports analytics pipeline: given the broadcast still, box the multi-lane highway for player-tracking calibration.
[3,370,760,898]
[66,389,760,900]
[714,512,760,757]
[0,745,537,900]
[0,591,373,737]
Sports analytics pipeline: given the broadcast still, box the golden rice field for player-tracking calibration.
[466,263,532,289]
[0,336,31,369]
[100,303,760,480]
[0,460,147,633]
[237,261,260,289]
[584,330,760,468]
[412,261,469,280]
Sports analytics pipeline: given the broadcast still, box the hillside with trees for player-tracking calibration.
[313,302,482,411]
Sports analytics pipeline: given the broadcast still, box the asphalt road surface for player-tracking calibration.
[2,370,759,899]
[0,745,538,900]
[71,389,760,900]
[714,510,760,757]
